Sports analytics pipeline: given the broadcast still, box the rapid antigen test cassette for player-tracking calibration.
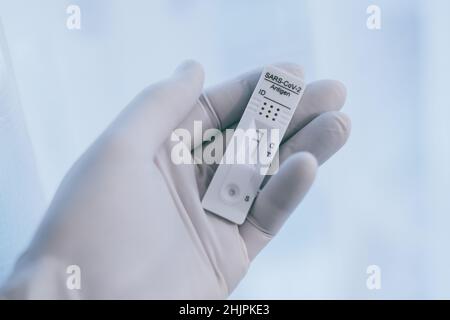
[202,66,305,224]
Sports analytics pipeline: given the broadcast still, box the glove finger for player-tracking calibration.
[284,79,346,142]
[111,60,204,154]
[239,152,317,261]
[279,111,351,166]
[259,111,350,188]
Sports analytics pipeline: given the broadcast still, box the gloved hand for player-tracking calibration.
[1,61,350,299]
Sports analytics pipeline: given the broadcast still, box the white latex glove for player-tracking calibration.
[1,61,350,299]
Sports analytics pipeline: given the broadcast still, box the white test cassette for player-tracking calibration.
[202,66,305,224]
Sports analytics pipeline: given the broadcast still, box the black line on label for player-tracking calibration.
[263,78,300,95]
[263,96,291,110]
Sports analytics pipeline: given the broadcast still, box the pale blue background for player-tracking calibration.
[1,0,449,298]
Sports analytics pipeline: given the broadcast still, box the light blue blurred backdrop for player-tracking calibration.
[0,0,449,298]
